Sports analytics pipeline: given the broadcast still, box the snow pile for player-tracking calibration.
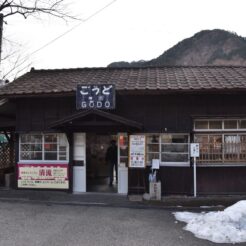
[174,200,246,244]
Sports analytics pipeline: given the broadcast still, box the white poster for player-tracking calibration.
[152,159,160,169]
[18,164,69,189]
[129,135,146,168]
[190,143,200,157]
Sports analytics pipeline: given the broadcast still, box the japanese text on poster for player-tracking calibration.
[129,135,146,168]
[18,164,69,189]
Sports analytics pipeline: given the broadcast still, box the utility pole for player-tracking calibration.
[0,13,3,66]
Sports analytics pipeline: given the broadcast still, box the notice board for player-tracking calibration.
[129,135,146,168]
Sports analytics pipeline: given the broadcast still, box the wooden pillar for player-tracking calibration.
[66,132,74,193]
[14,133,19,189]
[3,130,13,170]
[9,131,15,168]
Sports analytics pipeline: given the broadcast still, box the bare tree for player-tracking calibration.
[1,37,31,80]
[0,0,75,81]
[0,0,74,20]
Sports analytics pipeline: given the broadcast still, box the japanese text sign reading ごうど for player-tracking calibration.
[129,135,146,168]
[76,84,115,110]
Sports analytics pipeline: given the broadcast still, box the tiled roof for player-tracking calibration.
[0,66,246,97]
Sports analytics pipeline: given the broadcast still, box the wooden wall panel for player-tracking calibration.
[197,167,246,194]
[14,93,246,194]
[16,94,246,133]
[128,166,246,195]
[160,167,193,195]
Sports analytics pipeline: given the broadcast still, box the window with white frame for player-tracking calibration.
[146,135,160,164]
[194,119,246,131]
[161,134,189,164]
[20,133,69,161]
[146,133,190,165]
[194,119,246,164]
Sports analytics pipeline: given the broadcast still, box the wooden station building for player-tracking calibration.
[0,66,246,195]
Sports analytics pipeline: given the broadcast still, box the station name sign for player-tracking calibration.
[76,84,115,110]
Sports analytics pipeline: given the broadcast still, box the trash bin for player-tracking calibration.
[5,172,15,188]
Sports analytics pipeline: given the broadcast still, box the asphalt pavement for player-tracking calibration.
[0,201,237,246]
[0,188,246,210]
[0,189,246,245]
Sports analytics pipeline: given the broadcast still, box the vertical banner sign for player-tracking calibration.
[76,84,115,110]
[129,135,146,168]
[190,143,200,157]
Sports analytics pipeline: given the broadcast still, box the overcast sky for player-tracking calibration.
[2,0,246,78]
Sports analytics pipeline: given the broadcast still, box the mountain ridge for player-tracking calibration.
[108,29,246,67]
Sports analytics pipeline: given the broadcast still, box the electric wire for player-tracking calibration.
[4,0,117,79]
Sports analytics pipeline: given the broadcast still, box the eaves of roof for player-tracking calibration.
[0,66,246,98]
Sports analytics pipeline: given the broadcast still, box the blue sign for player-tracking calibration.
[76,84,115,110]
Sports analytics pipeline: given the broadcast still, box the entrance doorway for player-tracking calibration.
[86,133,117,193]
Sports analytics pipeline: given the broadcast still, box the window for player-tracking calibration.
[20,135,43,160]
[161,134,189,164]
[194,120,222,130]
[194,119,246,131]
[194,134,223,163]
[239,120,246,129]
[194,121,208,130]
[224,135,246,162]
[194,118,246,164]
[146,135,160,164]
[20,133,68,162]
[209,121,222,129]
[118,133,129,167]
[146,133,190,166]
[224,120,237,129]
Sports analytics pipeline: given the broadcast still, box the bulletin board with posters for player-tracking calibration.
[129,135,146,168]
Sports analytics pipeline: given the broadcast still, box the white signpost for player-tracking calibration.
[190,143,200,197]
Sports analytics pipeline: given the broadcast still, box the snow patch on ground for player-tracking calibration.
[174,200,246,244]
